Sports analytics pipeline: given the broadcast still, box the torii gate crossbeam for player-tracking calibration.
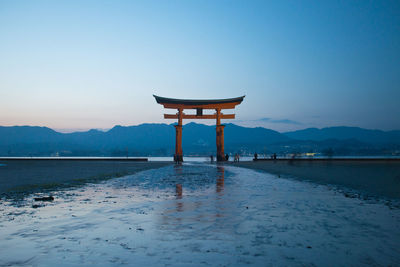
[153,95,245,162]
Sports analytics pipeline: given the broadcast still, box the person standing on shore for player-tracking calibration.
[235,153,240,162]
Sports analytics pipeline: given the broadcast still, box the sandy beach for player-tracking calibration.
[0,160,171,195]
[232,159,400,199]
[0,163,399,266]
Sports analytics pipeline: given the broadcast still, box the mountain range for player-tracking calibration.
[0,123,399,157]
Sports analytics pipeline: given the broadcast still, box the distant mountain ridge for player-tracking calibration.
[0,123,399,156]
[284,126,400,144]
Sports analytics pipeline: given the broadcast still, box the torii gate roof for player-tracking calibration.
[153,95,245,109]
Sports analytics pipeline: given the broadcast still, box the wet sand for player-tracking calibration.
[0,160,172,194]
[232,159,400,199]
[0,163,399,266]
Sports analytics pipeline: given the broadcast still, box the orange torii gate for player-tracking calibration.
[153,95,245,162]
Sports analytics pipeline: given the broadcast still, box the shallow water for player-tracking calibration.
[0,163,399,266]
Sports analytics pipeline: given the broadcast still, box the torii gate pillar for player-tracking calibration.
[154,95,245,163]
[216,125,225,161]
[216,108,225,161]
[174,108,183,162]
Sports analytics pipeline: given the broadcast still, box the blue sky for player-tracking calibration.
[0,0,399,132]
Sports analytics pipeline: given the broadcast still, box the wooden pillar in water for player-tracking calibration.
[216,108,225,161]
[174,108,183,163]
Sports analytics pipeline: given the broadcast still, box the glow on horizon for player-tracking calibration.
[0,1,399,132]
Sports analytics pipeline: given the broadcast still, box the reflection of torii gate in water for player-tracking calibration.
[153,95,245,162]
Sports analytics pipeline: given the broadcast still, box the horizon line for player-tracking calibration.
[0,122,399,134]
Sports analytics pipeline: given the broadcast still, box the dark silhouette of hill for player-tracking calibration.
[0,126,61,146]
[0,123,398,156]
[284,126,400,144]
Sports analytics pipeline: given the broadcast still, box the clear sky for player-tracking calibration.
[0,0,399,132]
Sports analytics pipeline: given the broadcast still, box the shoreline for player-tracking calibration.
[2,158,400,200]
[0,157,149,161]
[253,157,400,161]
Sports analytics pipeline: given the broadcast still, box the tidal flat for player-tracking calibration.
[0,162,399,266]
[233,159,400,200]
[0,160,171,197]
